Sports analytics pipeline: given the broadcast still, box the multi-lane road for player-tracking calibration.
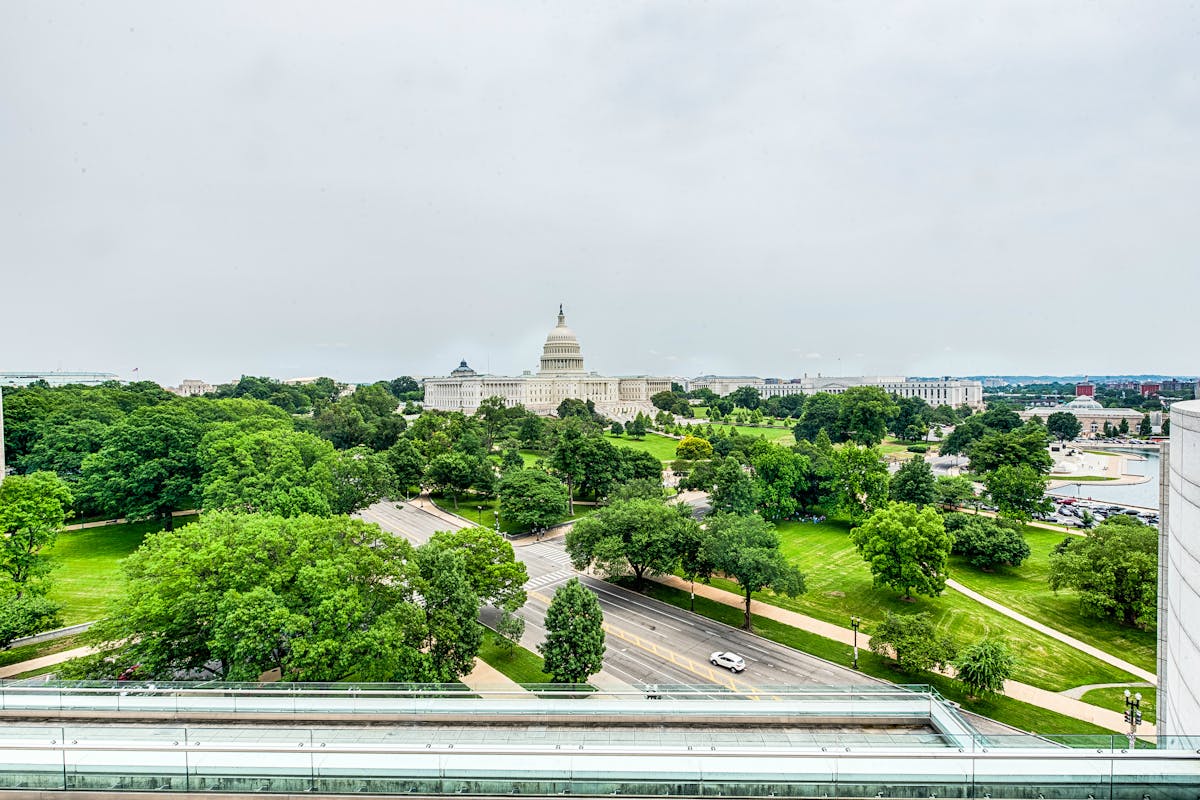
[357,501,879,691]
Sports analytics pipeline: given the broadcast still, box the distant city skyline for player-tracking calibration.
[4,3,1197,385]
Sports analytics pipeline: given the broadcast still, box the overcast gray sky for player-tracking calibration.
[2,1,1197,386]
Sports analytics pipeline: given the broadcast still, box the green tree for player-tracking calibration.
[1048,516,1157,627]
[675,436,714,461]
[933,475,976,510]
[729,386,762,410]
[891,396,932,440]
[1118,417,1130,435]
[711,457,759,515]
[967,423,1053,474]
[1139,414,1152,437]
[697,512,805,629]
[794,393,843,442]
[851,502,953,600]
[500,447,525,473]
[869,612,957,673]
[577,435,623,500]
[889,457,936,507]
[426,527,528,611]
[0,472,74,596]
[617,447,664,483]
[1045,411,1083,443]
[839,386,899,446]
[81,513,482,682]
[550,425,587,514]
[498,468,569,531]
[425,452,478,508]
[955,638,1015,697]
[752,447,813,521]
[0,594,62,648]
[79,404,203,530]
[539,578,606,683]
[983,464,1051,522]
[610,421,624,436]
[199,425,340,516]
[829,444,889,521]
[943,513,1031,570]
[565,498,700,591]
[625,415,648,439]
[495,609,526,654]
[328,447,398,514]
[386,437,426,492]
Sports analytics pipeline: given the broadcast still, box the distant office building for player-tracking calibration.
[1076,381,1095,398]
[1142,382,1162,397]
[983,377,1009,388]
[164,379,213,397]
[1160,399,1200,739]
[0,371,120,387]
[424,307,671,420]
[692,374,983,409]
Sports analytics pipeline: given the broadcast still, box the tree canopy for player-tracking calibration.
[566,498,700,590]
[869,612,957,674]
[1048,516,1157,627]
[889,456,936,507]
[697,512,805,629]
[498,468,569,532]
[851,502,953,599]
[79,513,483,682]
[539,578,606,683]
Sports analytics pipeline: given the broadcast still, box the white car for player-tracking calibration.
[709,651,746,673]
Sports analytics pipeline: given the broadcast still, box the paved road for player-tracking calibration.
[358,501,878,691]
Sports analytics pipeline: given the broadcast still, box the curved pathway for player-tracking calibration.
[1061,681,1153,700]
[944,578,1156,684]
[650,574,1155,736]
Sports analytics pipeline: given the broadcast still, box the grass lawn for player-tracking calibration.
[947,527,1157,674]
[1080,686,1156,724]
[45,516,198,624]
[1048,475,1117,482]
[605,432,680,462]
[0,634,84,670]
[431,495,596,535]
[634,580,1115,736]
[710,517,1140,692]
[476,628,553,684]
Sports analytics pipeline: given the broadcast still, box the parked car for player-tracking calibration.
[709,651,746,673]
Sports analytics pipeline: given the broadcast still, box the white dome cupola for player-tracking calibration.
[538,304,586,374]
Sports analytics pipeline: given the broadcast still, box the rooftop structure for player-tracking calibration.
[0,682,1196,798]
[0,371,120,387]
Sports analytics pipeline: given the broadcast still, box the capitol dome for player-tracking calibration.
[539,305,586,374]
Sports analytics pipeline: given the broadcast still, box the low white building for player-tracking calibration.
[164,379,213,397]
[692,374,984,409]
[423,307,671,419]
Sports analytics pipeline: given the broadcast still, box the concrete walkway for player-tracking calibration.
[1061,681,1154,700]
[651,575,1154,736]
[0,645,97,679]
[945,578,1156,684]
[459,658,527,693]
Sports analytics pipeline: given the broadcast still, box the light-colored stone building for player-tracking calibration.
[1160,399,1200,739]
[423,307,671,419]
[1020,396,1160,438]
[690,374,984,409]
[164,379,214,397]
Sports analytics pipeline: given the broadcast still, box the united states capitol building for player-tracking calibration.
[423,306,671,419]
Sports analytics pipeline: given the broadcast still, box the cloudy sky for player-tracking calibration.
[2,1,1197,386]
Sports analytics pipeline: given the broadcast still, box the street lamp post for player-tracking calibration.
[493,510,499,534]
[1123,689,1143,749]
[851,617,861,670]
[477,506,484,526]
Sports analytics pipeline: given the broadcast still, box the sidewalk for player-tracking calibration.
[650,575,1154,736]
[0,645,97,680]
[945,578,1155,684]
[459,658,527,693]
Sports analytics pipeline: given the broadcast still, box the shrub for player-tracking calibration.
[906,445,928,453]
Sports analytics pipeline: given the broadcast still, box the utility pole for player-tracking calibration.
[1123,689,1143,749]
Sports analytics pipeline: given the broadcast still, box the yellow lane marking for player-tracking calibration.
[529,588,769,699]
